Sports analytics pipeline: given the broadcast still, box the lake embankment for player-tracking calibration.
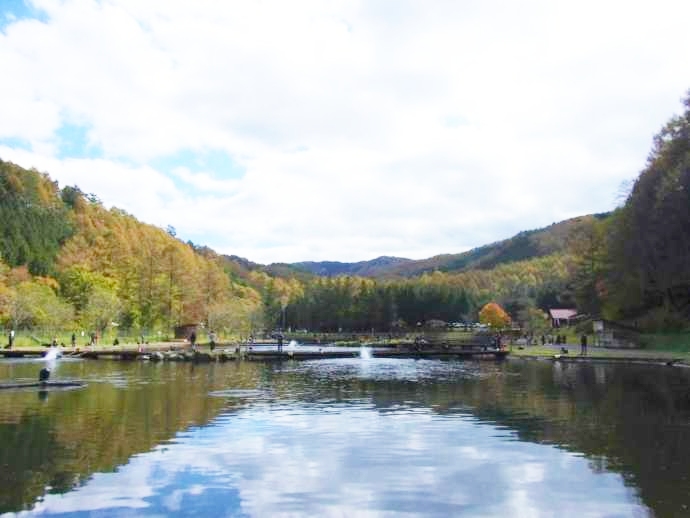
[3,335,689,366]
[509,342,690,367]
[0,341,510,362]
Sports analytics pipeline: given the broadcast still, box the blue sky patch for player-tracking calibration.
[55,123,103,160]
[151,148,245,179]
[0,0,48,31]
[0,136,32,151]
[142,469,245,518]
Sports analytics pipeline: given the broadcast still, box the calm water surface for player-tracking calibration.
[0,355,689,517]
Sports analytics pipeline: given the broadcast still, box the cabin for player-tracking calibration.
[593,320,640,348]
[548,308,578,328]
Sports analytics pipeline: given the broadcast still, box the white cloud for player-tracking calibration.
[1,0,689,263]
[30,398,646,517]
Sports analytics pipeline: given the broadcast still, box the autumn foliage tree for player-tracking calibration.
[479,302,511,329]
[0,161,264,338]
[0,162,73,275]
[598,92,690,328]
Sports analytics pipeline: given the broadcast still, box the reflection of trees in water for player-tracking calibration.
[278,360,690,517]
[0,416,62,513]
[2,360,689,516]
[491,363,688,518]
[0,361,263,513]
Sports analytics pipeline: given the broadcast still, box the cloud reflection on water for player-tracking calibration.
[28,399,646,517]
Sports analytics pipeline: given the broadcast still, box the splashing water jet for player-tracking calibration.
[40,345,62,381]
[360,347,372,360]
[44,347,62,362]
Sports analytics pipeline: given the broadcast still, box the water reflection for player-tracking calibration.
[0,358,688,516]
[29,401,644,517]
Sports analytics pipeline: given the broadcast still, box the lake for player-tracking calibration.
[0,354,688,517]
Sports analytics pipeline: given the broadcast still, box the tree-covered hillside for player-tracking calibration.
[595,93,690,329]
[274,215,608,279]
[288,256,413,277]
[282,253,571,332]
[0,163,262,338]
[2,87,688,339]
[0,162,73,276]
[266,93,690,333]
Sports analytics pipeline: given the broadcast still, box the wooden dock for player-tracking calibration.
[0,344,186,359]
[374,348,509,360]
[0,349,55,358]
[246,347,509,361]
[0,381,86,390]
[0,344,508,362]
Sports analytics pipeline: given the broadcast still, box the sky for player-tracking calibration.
[0,0,689,265]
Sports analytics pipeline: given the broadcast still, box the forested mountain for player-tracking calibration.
[0,163,262,338]
[289,256,412,277]
[0,162,579,336]
[283,253,572,332]
[0,162,73,275]
[1,92,688,336]
[266,92,690,332]
[281,215,609,279]
[401,214,611,275]
[594,93,690,329]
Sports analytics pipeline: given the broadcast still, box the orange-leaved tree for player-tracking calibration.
[478,302,511,329]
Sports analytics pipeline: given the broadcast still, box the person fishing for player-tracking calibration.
[39,367,51,383]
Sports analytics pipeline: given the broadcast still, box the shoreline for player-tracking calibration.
[0,342,507,362]
[2,342,689,368]
[507,343,690,367]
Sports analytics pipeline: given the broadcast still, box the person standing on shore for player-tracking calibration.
[209,330,217,351]
[190,330,197,351]
[580,334,588,356]
[8,329,14,349]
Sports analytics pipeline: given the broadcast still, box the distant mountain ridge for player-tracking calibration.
[290,256,413,277]
[260,213,610,279]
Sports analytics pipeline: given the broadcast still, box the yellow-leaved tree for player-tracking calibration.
[478,302,511,329]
